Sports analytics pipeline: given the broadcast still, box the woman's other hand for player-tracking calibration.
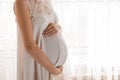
[52,66,63,75]
[42,23,61,37]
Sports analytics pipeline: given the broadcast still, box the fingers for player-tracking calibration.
[56,66,63,68]
[51,66,63,75]
[56,66,63,72]
[55,67,63,75]
[44,23,56,32]
[44,27,58,35]
[43,23,61,37]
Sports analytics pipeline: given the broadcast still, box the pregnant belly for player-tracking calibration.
[43,34,68,67]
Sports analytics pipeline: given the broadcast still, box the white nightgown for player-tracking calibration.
[15,0,68,80]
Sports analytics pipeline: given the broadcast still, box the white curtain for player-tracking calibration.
[53,0,120,80]
[0,0,120,80]
[0,0,17,80]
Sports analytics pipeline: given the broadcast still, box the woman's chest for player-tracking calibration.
[27,0,58,23]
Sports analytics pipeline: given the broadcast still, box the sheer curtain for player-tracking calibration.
[0,0,120,80]
[53,0,120,80]
[0,0,16,80]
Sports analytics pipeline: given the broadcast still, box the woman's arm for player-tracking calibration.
[13,0,62,75]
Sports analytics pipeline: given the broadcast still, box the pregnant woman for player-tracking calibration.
[13,0,68,80]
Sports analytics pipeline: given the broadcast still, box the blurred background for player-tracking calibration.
[0,0,120,80]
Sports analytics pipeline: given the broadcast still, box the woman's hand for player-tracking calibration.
[52,66,63,75]
[42,23,61,37]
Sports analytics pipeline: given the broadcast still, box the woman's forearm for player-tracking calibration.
[25,43,57,74]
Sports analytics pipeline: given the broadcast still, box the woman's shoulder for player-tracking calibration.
[13,0,31,15]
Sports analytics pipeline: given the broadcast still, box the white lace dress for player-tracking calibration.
[15,0,68,80]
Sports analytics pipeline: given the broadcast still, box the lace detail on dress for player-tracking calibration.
[26,0,36,18]
[27,0,58,23]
